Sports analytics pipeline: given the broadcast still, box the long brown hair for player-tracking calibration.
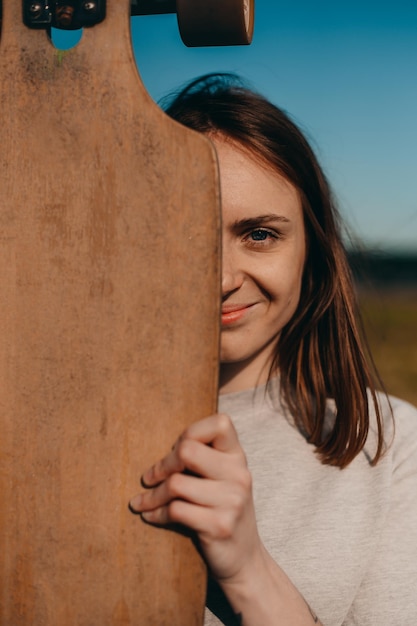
[164,73,387,468]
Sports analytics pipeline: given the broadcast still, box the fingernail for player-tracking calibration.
[141,467,153,486]
[129,495,142,511]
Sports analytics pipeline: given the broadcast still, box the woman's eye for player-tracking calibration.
[240,226,281,250]
[250,229,270,241]
[245,228,278,244]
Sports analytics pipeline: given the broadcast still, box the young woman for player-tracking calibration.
[130,74,417,625]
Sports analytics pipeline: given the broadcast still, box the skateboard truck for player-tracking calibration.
[23,1,106,29]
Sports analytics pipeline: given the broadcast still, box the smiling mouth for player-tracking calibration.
[221,304,254,325]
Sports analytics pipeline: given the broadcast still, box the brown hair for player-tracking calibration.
[164,73,387,468]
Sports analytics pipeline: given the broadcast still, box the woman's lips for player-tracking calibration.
[221,304,254,326]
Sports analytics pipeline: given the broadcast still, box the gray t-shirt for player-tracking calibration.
[204,384,417,625]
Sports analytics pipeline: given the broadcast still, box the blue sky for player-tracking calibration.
[56,1,417,251]
[130,1,417,252]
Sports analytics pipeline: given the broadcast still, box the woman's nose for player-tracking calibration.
[222,243,244,296]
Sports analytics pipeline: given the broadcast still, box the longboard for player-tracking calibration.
[0,1,221,623]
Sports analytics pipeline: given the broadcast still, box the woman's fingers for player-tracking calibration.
[140,500,222,533]
[181,413,241,453]
[131,470,251,514]
[132,475,251,540]
[140,500,238,539]
[131,473,211,513]
[142,414,244,487]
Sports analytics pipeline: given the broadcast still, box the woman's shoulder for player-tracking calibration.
[369,391,417,470]
[386,392,417,418]
[374,391,417,434]
[384,393,417,456]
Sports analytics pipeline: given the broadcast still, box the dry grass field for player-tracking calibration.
[358,289,417,407]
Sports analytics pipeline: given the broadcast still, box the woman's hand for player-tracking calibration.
[130,414,324,625]
[129,413,263,584]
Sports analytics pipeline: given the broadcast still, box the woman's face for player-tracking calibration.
[215,138,306,392]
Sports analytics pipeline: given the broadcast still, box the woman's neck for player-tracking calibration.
[219,358,273,395]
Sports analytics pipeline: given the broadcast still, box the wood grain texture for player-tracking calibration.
[0,1,221,624]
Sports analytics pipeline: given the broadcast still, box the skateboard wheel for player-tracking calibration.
[176,0,254,47]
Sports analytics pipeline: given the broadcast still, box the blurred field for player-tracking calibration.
[358,289,417,407]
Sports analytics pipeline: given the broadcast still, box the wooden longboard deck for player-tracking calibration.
[0,1,221,624]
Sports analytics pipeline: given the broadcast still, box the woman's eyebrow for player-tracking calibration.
[231,214,291,230]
